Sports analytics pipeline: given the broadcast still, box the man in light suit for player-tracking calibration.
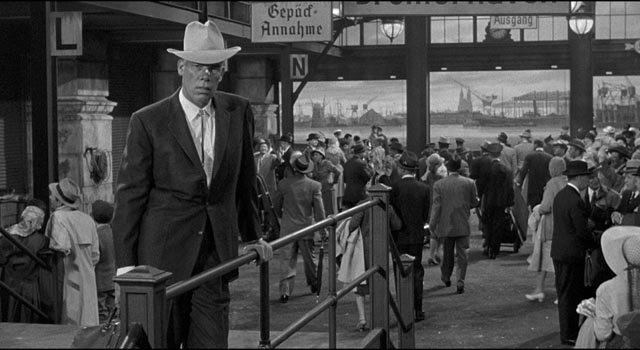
[429,155,479,294]
[390,151,431,322]
[551,161,597,346]
[274,152,325,303]
[112,20,272,348]
[498,132,518,176]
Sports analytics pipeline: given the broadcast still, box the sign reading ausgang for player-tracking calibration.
[344,1,569,16]
[251,2,332,43]
[490,16,538,30]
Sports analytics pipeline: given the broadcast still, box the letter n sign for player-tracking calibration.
[50,12,82,56]
[290,54,308,80]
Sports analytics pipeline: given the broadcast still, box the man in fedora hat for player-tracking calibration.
[112,20,272,348]
[390,151,431,321]
[611,159,640,226]
[273,151,325,303]
[514,129,534,171]
[567,139,587,162]
[551,161,598,346]
[303,133,320,159]
[46,177,100,327]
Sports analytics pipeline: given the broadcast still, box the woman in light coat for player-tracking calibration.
[525,157,567,302]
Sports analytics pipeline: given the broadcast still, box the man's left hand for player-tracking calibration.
[244,238,273,265]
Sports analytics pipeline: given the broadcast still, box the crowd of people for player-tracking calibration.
[255,122,640,345]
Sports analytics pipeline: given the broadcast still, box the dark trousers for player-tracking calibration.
[553,260,595,343]
[168,219,230,349]
[397,243,424,313]
[483,206,508,256]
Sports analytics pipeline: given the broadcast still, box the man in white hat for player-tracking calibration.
[47,177,100,327]
[112,20,272,348]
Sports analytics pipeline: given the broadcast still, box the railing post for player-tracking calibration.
[328,223,337,349]
[114,265,172,348]
[368,184,391,348]
[259,261,271,348]
[397,255,415,349]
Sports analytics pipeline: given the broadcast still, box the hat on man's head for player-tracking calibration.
[307,133,320,141]
[397,151,419,171]
[623,159,640,174]
[49,177,81,209]
[553,139,569,149]
[445,156,462,171]
[389,142,404,153]
[279,133,294,144]
[438,136,450,147]
[601,226,640,275]
[92,200,114,224]
[544,134,554,144]
[568,139,586,152]
[563,160,593,177]
[608,145,632,159]
[311,147,326,158]
[520,129,532,139]
[497,132,508,143]
[333,129,343,136]
[455,137,465,144]
[352,143,366,155]
[480,140,491,151]
[486,142,503,155]
[167,21,241,64]
[603,126,616,134]
[290,152,314,174]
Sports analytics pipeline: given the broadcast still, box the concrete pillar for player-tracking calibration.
[569,29,594,135]
[406,17,429,153]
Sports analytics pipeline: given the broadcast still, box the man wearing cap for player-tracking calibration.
[429,155,479,295]
[514,129,534,172]
[274,152,325,303]
[498,132,517,176]
[455,137,473,169]
[276,133,295,182]
[437,136,452,159]
[342,143,374,209]
[303,133,321,159]
[255,138,279,196]
[111,20,272,348]
[551,161,598,346]
[517,139,552,209]
[390,151,431,322]
[611,159,640,226]
[46,177,100,327]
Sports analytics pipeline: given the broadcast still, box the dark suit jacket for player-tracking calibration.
[342,157,373,206]
[112,89,260,284]
[551,185,597,264]
[470,153,492,199]
[518,150,552,205]
[482,159,514,209]
[616,189,640,225]
[390,177,431,246]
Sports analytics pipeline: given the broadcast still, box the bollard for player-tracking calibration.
[368,183,391,348]
[114,265,172,348]
[397,254,415,349]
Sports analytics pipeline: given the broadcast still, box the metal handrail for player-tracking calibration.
[166,199,381,299]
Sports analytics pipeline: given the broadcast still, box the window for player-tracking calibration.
[431,17,445,44]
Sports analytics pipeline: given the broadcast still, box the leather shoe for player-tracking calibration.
[415,311,425,322]
[280,295,289,304]
[441,278,451,287]
[456,281,464,294]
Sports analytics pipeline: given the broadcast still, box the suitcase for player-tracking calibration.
[499,208,524,253]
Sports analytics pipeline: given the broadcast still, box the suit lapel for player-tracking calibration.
[212,93,231,180]
[167,91,206,174]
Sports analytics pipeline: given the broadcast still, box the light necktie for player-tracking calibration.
[198,109,214,185]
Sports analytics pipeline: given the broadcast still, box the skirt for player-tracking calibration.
[527,225,554,273]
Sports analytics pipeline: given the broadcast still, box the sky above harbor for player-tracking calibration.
[293,71,640,116]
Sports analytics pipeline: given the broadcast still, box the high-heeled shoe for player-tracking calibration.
[525,292,545,302]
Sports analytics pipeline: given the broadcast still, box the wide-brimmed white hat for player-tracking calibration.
[49,177,81,209]
[601,226,640,275]
[167,20,241,64]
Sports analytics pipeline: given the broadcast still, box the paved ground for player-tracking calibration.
[229,215,576,349]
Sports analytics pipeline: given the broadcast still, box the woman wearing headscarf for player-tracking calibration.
[0,204,47,323]
[525,156,567,302]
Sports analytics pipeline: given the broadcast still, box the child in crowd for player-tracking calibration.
[91,200,116,323]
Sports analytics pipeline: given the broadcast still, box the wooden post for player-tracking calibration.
[368,184,391,348]
[114,265,172,348]
[397,255,415,349]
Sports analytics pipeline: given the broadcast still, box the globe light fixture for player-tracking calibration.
[380,18,404,44]
[568,1,594,35]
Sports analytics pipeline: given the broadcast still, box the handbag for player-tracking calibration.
[71,307,123,348]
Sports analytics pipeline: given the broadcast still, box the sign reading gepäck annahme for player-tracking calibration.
[251,2,332,43]
[343,1,569,16]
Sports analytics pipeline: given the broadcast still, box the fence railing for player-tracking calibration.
[114,183,416,348]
